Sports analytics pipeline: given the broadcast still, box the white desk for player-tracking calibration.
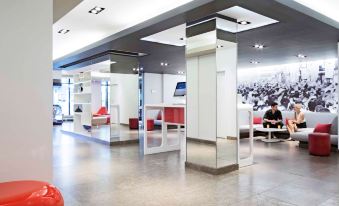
[144,104,185,155]
[238,104,254,167]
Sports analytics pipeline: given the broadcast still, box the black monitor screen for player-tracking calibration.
[174,82,186,96]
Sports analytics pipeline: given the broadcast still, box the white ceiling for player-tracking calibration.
[217,6,278,32]
[141,24,186,46]
[53,0,194,60]
[293,0,339,23]
[141,6,278,47]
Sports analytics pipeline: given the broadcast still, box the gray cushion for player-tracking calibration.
[291,132,338,145]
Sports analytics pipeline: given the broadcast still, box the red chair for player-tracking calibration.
[0,180,64,206]
[308,133,331,156]
[93,106,109,116]
[129,118,139,129]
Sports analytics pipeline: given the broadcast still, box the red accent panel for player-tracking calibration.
[129,118,138,129]
[164,107,184,124]
[0,180,64,206]
[308,133,331,156]
[147,119,154,131]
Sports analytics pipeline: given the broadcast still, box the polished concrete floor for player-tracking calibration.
[53,126,339,206]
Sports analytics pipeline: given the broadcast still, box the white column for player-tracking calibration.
[185,17,239,174]
[0,0,52,182]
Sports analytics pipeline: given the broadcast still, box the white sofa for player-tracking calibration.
[239,111,338,145]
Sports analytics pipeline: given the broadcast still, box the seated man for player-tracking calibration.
[263,102,283,128]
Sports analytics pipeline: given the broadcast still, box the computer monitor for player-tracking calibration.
[174,82,186,97]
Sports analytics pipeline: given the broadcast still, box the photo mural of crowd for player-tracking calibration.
[238,59,338,113]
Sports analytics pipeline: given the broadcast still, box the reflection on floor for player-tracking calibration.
[145,126,183,148]
[54,126,339,206]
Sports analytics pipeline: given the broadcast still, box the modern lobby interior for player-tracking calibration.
[1,0,339,206]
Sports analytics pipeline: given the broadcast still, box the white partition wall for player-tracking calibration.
[0,0,52,182]
[185,17,239,174]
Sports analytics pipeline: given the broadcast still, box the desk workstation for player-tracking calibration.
[143,104,185,155]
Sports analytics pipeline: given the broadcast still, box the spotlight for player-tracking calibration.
[89,6,105,14]
[297,54,307,58]
[253,44,265,49]
[161,62,169,67]
[58,29,70,34]
[177,71,185,74]
[250,60,260,64]
[238,20,251,25]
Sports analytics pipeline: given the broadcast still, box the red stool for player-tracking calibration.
[308,133,331,156]
[147,119,154,131]
[129,118,139,129]
[0,180,64,206]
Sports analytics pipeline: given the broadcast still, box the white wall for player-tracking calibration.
[0,0,52,182]
[91,80,102,112]
[163,74,186,104]
[144,73,163,104]
[187,54,217,142]
[144,73,163,119]
[110,74,138,124]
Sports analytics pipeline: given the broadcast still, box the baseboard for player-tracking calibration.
[186,137,216,145]
[109,139,139,146]
[185,162,239,175]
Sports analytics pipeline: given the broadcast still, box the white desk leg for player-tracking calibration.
[178,125,181,145]
[144,108,148,154]
[262,131,281,143]
[162,124,167,147]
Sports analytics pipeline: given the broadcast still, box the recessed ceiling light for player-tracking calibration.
[253,44,265,49]
[297,54,307,58]
[250,60,260,64]
[238,20,251,25]
[177,71,185,74]
[161,62,169,67]
[58,29,70,34]
[89,6,105,14]
[217,45,224,48]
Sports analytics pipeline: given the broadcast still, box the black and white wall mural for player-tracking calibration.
[238,59,338,113]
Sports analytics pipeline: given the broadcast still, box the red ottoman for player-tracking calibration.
[0,180,64,206]
[308,133,331,156]
[147,119,154,131]
[129,118,139,129]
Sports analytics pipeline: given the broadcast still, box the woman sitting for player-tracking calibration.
[287,104,307,134]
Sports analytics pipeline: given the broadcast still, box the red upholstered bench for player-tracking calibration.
[146,119,154,131]
[129,118,139,129]
[308,133,331,156]
[0,180,64,206]
[129,118,154,131]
